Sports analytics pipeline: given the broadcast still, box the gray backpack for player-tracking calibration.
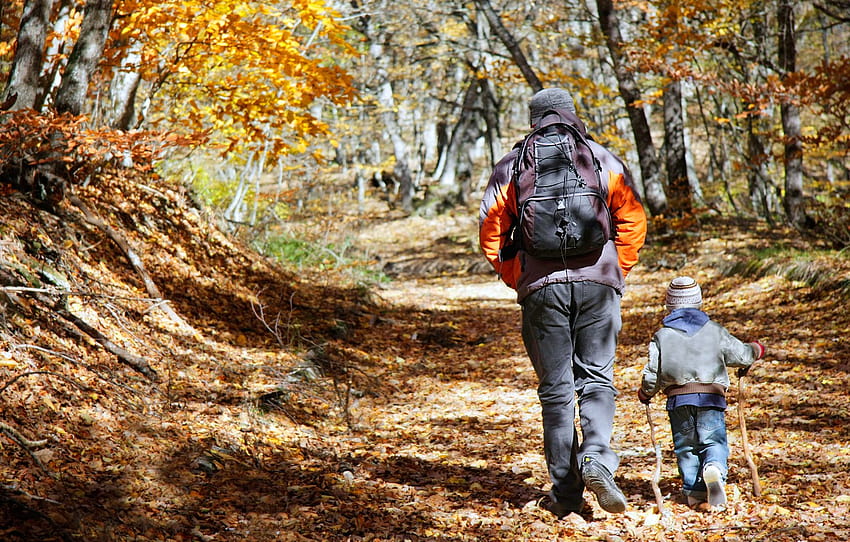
[511,112,615,261]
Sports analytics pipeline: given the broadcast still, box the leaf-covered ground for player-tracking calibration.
[1,176,848,541]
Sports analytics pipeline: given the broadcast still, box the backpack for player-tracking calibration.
[510,112,615,261]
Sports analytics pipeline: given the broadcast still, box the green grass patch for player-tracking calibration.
[722,247,850,297]
[255,235,390,286]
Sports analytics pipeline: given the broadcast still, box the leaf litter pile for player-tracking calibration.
[0,174,848,541]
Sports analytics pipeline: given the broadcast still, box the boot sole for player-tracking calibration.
[582,464,627,513]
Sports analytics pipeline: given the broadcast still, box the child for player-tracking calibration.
[638,276,765,511]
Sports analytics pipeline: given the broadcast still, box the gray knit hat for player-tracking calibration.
[529,88,576,127]
[665,276,703,310]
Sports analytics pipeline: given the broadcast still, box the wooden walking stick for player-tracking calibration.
[644,403,667,516]
[738,374,762,496]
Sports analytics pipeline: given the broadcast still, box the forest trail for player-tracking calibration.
[345,210,850,541]
[1,185,849,541]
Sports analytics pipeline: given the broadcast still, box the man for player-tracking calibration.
[479,88,647,518]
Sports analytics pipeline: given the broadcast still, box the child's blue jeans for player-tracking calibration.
[668,405,729,500]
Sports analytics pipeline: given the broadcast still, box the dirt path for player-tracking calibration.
[338,213,850,541]
[3,192,848,541]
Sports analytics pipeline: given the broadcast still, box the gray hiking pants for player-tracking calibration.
[520,281,622,507]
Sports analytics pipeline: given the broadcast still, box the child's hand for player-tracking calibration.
[737,366,750,377]
[637,389,651,404]
[750,341,765,360]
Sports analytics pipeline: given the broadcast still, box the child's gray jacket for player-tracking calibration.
[640,311,757,399]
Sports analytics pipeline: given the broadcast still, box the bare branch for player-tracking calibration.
[68,194,196,335]
[0,421,56,478]
[1,483,61,504]
[0,421,48,448]
[0,370,89,396]
[54,303,159,382]
[473,0,542,92]
[813,2,850,23]
[9,344,149,400]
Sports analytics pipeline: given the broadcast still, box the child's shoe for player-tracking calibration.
[703,464,727,509]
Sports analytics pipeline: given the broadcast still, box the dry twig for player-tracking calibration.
[738,374,762,496]
[645,403,668,517]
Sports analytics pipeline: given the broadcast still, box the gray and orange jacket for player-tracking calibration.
[478,109,647,302]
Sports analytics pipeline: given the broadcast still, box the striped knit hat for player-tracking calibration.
[665,276,703,310]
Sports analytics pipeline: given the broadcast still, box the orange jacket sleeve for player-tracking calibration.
[479,150,521,289]
[606,169,647,277]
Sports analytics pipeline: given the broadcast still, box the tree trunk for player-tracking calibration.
[3,0,54,110]
[107,39,143,129]
[778,0,805,228]
[595,0,666,216]
[34,0,74,110]
[663,79,691,215]
[436,76,480,191]
[377,75,415,212]
[474,0,542,92]
[224,152,254,226]
[682,95,705,207]
[478,77,502,172]
[747,117,777,224]
[54,0,114,115]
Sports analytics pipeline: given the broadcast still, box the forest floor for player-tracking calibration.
[1,174,849,541]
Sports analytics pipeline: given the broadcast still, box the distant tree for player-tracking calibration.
[54,0,113,115]
[434,74,498,206]
[106,39,142,130]
[664,78,690,215]
[594,0,667,216]
[778,0,805,228]
[474,0,542,92]
[431,0,509,205]
[3,0,53,110]
[376,61,415,211]
[656,1,691,216]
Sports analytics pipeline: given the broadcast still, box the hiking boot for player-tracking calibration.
[703,464,727,509]
[581,457,627,513]
[539,495,590,520]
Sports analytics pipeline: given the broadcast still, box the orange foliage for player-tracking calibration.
[108,0,359,157]
[0,108,203,190]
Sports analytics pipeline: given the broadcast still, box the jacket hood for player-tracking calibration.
[663,308,709,336]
